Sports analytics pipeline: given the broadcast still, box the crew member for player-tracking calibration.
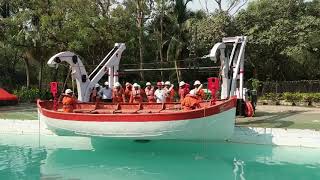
[62,89,77,113]
[164,81,175,102]
[99,81,112,102]
[181,90,201,111]
[154,81,166,103]
[90,84,101,102]
[145,82,155,102]
[178,81,189,102]
[129,83,145,103]
[112,82,125,103]
[193,80,205,101]
[124,82,132,102]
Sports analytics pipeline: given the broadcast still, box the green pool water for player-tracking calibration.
[0,135,319,180]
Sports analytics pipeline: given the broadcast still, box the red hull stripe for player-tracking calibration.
[38,98,237,122]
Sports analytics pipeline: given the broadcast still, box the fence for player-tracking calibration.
[259,80,320,96]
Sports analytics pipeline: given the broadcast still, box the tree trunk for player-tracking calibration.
[137,7,144,80]
[23,58,30,89]
[38,58,44,91]
[159,0,164,79]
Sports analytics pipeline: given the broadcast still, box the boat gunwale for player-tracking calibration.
[37,97,237,122]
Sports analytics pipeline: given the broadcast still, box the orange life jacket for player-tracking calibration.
[62,95,76,113]
[130,89,143,103]
[145,87,155,102]
[124,87,132,102]
[196,89,206,101]
[112,88,125,103]
[166,88,175,102]
[181,95,201,111]
[179,88,189,102]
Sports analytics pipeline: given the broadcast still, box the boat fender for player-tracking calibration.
[245,101,254,117]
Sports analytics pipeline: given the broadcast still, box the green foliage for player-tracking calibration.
[248,78,261,90]
[13,87,51,103]
[283,92,303,105]
[260,93,282,102]
[1,0,320,92]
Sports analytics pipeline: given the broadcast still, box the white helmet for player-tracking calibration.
[164,81,171,86]
[125,82,131,86]
[179,81,185,87]
[161,81,165,85]
[194,80,201,86]
[95,84,100,88]
[114,82,121,87]
[189,89,196,96]
[65,89,73,94]
[146,82,151,86]
[104,81,109,86]
[133,83,140,87]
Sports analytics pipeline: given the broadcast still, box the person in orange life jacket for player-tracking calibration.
[193,80,205,101]
[164,81,175,102]
[62,89,78,113]
[90,84,101,102]
[178,81,189,102]
[145,82,156,102]
[99,81,112,102]
[129,83,145,103]
[154,81,166,103]
[181,89,201,111]
[112,82,125,103]
[124,82,132,102]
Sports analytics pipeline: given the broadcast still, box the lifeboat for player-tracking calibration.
[37,97,237,140]
[38,36,249,141]
[0,88,18,106]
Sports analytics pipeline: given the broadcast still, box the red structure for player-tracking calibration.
[208,77,220,103]
[50,82,59,111]
[0,88,18,105]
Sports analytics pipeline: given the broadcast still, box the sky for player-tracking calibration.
[187,0,250,14]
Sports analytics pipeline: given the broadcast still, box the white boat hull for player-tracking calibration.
[40,108,236,140]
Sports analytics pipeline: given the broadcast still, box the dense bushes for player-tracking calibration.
[260,92,320,106]
[13,87,52,103]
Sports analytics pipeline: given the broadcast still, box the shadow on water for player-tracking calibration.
[237,111,307,128]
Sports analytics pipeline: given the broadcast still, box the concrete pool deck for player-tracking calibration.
[0,104,320,147]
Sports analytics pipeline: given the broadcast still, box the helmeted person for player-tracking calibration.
[154,81,166,103]
[62,89,77,113]
[99,81,112,102]
[164,81,175,102]
[145,82,155,102]
[129,83,145,103]
[112,82,125,103]
[124,82,132,102]
[193,80,205,101]
[178,81,189,102]
[90,83,101,102]
[181,89,201,111]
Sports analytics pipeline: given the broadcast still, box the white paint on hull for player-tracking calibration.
[40,108,236,140]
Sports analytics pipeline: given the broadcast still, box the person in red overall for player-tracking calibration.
[112,82,125,103]
[124,82,132,102]
[178,81,189,102]
[62,89,77,113]
[145,82,155,102]
[164,81,175,102]
[181,89,201,111]
[193,80,205,101]
[129,83,145,103]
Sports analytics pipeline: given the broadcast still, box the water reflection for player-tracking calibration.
[0,135,320,180]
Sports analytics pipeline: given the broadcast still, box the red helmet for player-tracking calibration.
[157,82,163,86]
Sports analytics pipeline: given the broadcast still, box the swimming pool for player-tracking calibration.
[0,134,319,180]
